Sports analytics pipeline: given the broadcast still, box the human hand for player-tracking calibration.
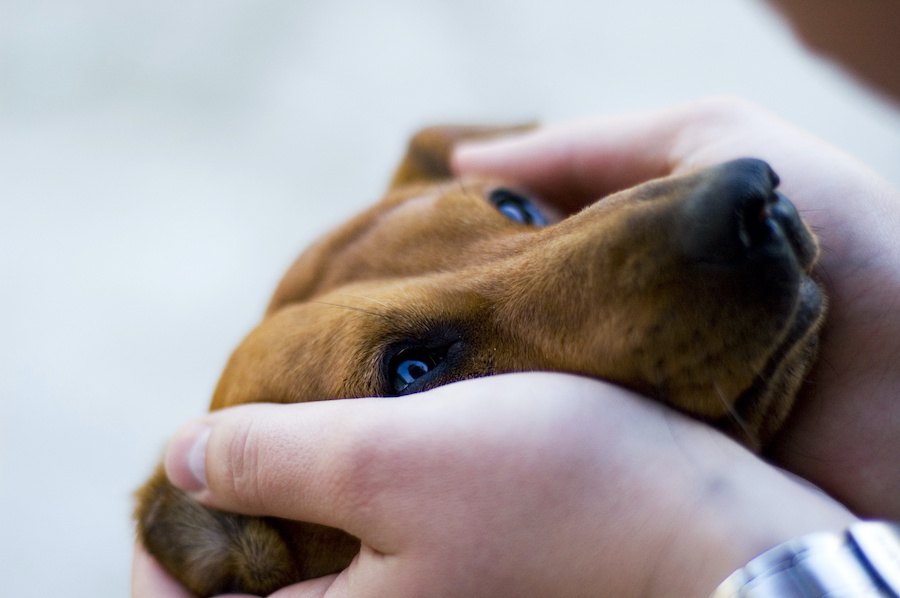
[453,98,900,518]
[134,373,855,598]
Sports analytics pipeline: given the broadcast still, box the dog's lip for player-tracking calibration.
[771,191,817,272]
[733,275,824,418]
[779,277,825,355]
[766,276,824,371]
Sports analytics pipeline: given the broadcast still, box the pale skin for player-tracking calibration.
[139,375,856,598]
[133,98,900,597]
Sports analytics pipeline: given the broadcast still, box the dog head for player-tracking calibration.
[211,126,824,448]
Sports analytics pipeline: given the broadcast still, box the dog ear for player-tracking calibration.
[389,124,534,188]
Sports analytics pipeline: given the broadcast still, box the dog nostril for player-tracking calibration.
[737,192,776,250]
[677,159,788,268]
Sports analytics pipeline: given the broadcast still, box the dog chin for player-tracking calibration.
[728,275,826,448]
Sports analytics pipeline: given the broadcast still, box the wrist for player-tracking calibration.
[645,432,857,597]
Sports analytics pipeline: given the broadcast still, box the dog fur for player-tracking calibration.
[135,126,825,596]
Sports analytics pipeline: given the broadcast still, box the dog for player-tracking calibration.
[135,125,825,596]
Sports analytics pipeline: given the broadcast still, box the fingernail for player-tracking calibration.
[165,421,211,493]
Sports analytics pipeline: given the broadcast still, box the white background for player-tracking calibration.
[2,1,899,595]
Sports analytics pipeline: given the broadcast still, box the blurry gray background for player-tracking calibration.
[2,0,898,595]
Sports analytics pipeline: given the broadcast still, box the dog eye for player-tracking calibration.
[489,188,547,226]
[388,347,446,394]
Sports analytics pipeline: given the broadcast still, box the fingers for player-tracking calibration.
[162,373,632,549]
[164,398,390,538]
[452,97,769,211]
[453,107,683,210]
[453,116,665,211]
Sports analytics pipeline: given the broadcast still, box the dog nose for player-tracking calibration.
[677,158,815,271]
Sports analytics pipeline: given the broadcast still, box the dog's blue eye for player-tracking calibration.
[389,348,445,394]
[396,359,429,387]
[489,188,547,226]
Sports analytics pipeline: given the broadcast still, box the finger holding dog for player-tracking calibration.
[160,373,855,598]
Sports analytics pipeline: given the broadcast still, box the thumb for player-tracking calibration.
[163,400,380,534]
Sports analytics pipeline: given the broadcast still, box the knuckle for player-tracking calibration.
[216,417,265,509]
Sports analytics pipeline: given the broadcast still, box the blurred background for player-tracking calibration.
[1,0,898,595]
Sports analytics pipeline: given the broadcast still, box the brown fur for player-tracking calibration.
[135,126,825,596]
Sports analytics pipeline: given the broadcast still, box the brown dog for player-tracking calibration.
[135,126,825,596]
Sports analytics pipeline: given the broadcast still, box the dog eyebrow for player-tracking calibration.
[332,293,393,311]
[309,299,392,321]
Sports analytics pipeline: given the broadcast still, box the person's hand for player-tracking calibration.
[134,373,855,598]
[454,97,900,518]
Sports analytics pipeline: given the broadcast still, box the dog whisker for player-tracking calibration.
[456,179,484,204]
[713,381,751,441]
[309,300,391,320]
[813,352,838,377]
[651,366,672,410]
[818,262,836,290]
[815,238,832,252]
[332,293,393,312]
